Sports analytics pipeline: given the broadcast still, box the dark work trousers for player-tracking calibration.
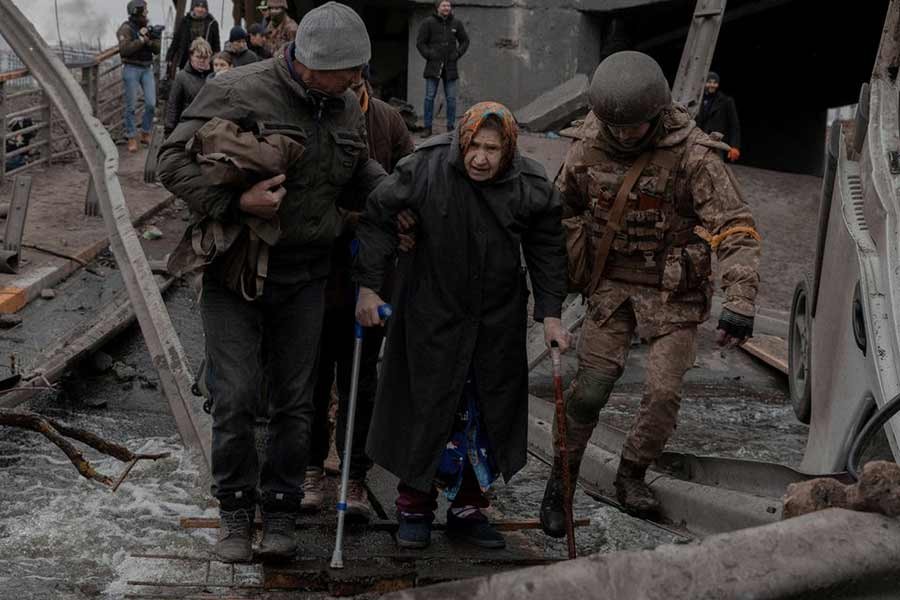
[308,302,383,481]
[202,273,325,511]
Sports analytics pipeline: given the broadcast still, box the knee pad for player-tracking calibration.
[566,369,618,425]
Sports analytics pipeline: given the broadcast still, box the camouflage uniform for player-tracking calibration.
[557,104,761,469]
[265,13,298,57]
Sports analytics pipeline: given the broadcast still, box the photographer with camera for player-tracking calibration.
[117,0,162,153]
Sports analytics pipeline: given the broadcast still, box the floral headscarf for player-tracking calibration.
[458,101,519,176]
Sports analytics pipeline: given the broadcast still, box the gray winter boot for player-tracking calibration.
[214,508,253,563]
[256,511,298,562]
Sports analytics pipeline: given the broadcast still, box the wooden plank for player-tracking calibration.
[740,334,788,375]
[179,516,590,532]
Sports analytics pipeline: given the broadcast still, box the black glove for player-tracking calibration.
[717,308,754,341]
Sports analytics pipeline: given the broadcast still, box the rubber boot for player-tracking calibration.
[540,415,594,538]
[213,507,253,563]
[614,458,660,516]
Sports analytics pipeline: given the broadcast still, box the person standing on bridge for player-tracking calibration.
[225,26,261,67]
[416,0,469,138]
[540,52,761,532]
[118,0,162,154]
[355,102,570,550]
[695,72,742,163]
[164,38,212,137]
[158,2,384,563]
[264,0,298,57]
[248,23,273,59]
[166,0,221,74]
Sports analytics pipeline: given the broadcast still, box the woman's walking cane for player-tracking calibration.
[330,303,392,569]
[551,341,577,559]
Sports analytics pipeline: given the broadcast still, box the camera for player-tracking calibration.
[147,25,165,40]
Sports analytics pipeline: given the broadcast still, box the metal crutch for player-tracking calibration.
[551,341,577,559]
[330,302,392,569]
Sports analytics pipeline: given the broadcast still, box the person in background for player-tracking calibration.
[695,72,742,163]
[415,0,469,138]
[232,0,259,27]
[212,51,234,75]
[264,0,299,57]
[303,65,415,521]
[248,23,272,59]
[226,26,261,66]
[258,1,270,30]
[165,38,212,137]
[117,0,161,153]
[167,0,221,73]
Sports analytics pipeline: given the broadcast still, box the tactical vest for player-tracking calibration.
[584,143,707,289]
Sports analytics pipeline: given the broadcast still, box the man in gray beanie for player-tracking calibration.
[158,1,385,564]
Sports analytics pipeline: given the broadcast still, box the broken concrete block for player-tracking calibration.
[783,461,900,519]
[40,289,56,300]
[88,351,114,374]
[516,74,589,133]
[112,362,137,383]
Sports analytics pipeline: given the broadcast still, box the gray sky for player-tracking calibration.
[10,0,231,48]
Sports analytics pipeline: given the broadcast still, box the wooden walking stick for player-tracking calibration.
[551,341,577,559]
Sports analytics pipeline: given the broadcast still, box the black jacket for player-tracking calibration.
[356,133,566,491]
[166,13,221,71]
[164,62,210,135]
[695,91,741,149]
[415,12,469,81]
[249,42,272,60]
[227,46,260,67]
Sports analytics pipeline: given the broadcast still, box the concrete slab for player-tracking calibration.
[516,74,589,133]
[0,147,172,314]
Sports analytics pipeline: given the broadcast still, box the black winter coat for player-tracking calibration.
[695,91,741,149]
[415,13,470,81]
[356,133,567,492]
[228,47,260,68]
[166,13,221,71]
[165,62,210,135]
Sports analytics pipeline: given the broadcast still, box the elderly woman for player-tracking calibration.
[164,38,212,137]
[355,102,570,550]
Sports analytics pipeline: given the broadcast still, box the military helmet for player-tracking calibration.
[589,51,671,127]
[127,0,147,16]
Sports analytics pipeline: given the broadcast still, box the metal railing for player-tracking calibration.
[0,45,159,180]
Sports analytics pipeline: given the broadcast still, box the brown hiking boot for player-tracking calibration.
[140,131,152,145]
[213,508,253,563]
[345,479,372,522]
[127,138,139,153]
[614,458,660,516]
[300,467,324,513]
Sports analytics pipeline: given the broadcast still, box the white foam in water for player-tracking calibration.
[0,432,217,600]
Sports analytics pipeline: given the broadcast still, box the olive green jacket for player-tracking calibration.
[158,49,385,283]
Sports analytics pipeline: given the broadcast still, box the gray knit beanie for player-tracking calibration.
[294,2,371,70]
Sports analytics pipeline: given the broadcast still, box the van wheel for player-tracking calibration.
[789,275,813,424]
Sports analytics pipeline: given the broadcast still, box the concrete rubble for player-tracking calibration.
[516,74,589,133]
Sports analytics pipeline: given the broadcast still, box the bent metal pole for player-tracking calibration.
[331,302,392,569]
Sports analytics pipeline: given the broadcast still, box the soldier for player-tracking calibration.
[264,0,298,57]
[539,51,761,534]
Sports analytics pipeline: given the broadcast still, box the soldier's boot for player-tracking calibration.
[213,507,253,563]
[614,458,660,516]
[541,368,619,537]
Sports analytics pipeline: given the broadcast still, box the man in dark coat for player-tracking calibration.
[695,72,741,162]
[158,1,384,564]
[303,68,415,521]
[225,26,261,66]
[166,0,221,73]
[355,102,570,550]
[415,0,469,138]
